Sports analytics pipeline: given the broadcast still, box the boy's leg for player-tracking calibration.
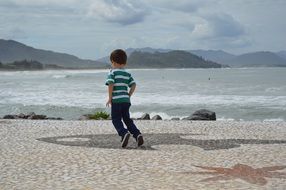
[122,103,141,139]
[111,103,128,137]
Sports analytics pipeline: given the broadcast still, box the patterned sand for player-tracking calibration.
[0,120,286,190]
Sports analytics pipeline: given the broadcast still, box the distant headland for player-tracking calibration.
[1,39,286,70]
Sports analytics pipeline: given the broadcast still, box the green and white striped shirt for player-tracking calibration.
[105,69,136,103]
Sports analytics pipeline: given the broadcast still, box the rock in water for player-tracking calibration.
[46,117,63,120]
[190,109,216,120]
[3,115,18,119]
[28,114,47,120]
[151,115,162,120]
[3,112,60,120]
[18,113,26,119]
[140,113,150,120]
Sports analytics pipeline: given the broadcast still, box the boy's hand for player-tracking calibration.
[106,99,112,107]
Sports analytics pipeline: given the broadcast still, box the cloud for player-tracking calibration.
[0,0,78,7]
[192,13,245,39]
[0,0,81,17]
[147,0,213,13]
[205,13,245,37]
[0,0,284,58]
[87,0,150,25]
[158,12,250,51]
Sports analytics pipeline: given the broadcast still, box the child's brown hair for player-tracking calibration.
[110,49,127,65]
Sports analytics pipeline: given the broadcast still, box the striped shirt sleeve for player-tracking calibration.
[128,75,136,87]
[105,71,115,85]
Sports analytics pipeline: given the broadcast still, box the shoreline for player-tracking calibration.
[1,111,285,122]
[1,67,286,72]
[1,108,285,122]
[1,117,285,122]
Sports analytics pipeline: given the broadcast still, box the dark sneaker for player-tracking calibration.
[121,132,130,148]
[137,134,144,147]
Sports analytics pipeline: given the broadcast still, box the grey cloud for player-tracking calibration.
[147,0,213,13]
[0,0,80,16]
[183,13,251,50]
[191,13,245,40]
[204,13,245,37]
[88,0,150,25]
[0,0,78,7]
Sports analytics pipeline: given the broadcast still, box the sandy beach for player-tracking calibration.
[1,119,286,189]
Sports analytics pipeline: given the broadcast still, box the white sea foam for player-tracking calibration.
[52,75,70,79]
[265,87,285,93]
[263,118,285,122]
[132,94,286,106]
[1,68,286,121]
[217,117,236,121]
[130,112,181,120]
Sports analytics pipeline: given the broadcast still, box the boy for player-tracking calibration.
[105,49,144,148]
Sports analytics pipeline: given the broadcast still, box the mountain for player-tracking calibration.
[3,40,283,69]
[97,48,235,66]
[225,51,286,67]
[276,51,286,60]
[189,50,236,63]
[96,47,172,63]
[125,47,172,54]
[189,50,286,67]
[127,50,223,68]
[0,39,107,69]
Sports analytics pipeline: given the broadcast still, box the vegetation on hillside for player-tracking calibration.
[0,60,64,70]
[128,50,223,68]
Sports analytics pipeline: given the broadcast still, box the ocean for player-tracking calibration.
[0,68,286,121]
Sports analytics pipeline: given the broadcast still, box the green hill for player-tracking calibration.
[0,39,106,69]
[127,50,223,68]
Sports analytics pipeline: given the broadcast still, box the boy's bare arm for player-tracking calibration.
[106,84,114,107]
[129,84,136,97]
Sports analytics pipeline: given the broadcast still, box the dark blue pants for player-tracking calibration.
[111,103,141,138]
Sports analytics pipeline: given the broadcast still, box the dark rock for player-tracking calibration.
[47,117,63,120]
[28,114,47,120]
[3,112,57,120]
[3,115,18,119]
[171,117,180,120]
[187,115,210,120]
[18,113,26,119]
[190,109,216,121]
[151,115,162,120]
[28,112,36,117]
[139,113,150,120]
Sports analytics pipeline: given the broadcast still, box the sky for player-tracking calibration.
[0,0,286,59]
